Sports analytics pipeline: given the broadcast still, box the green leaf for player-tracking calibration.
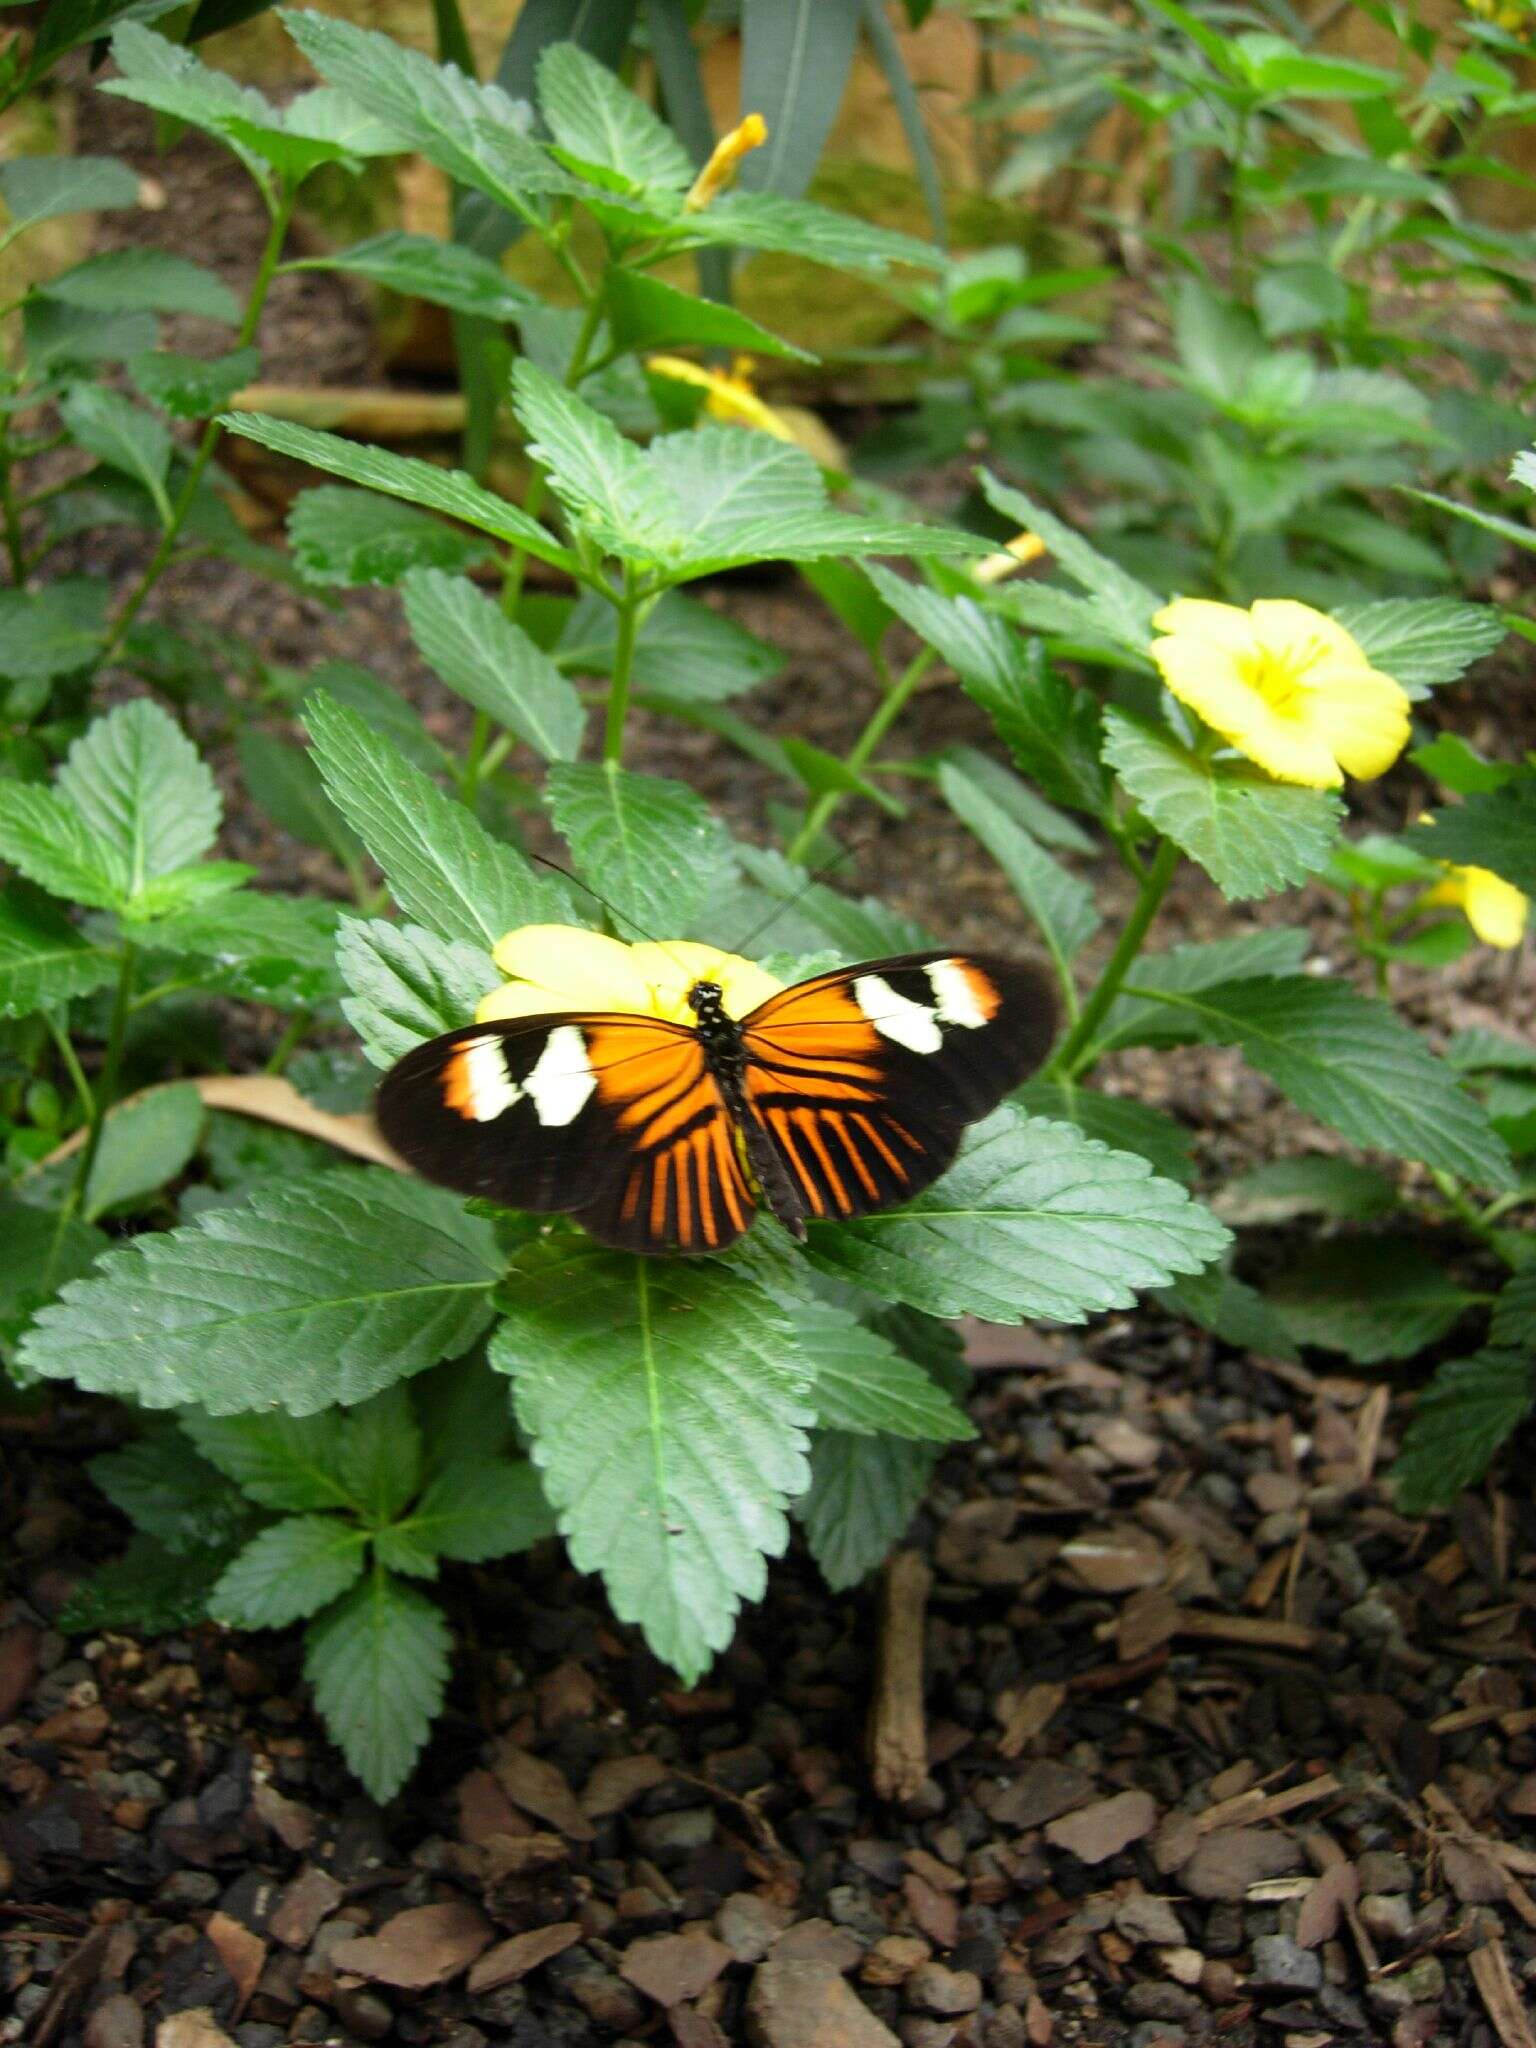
[717,843,930,961]
[219,411,576,570]
[1236,36,1399,99]
[979,470,1160,653]
[59,700,221,895]
[290,232,538,322]
[0,1198,105,1356]
[1015,1081,1194,1186]
[559,589,782,703]
[1136,974,1513,1188]
[0,882,117,1017]
[401,569,584,762]
[88,1425,254,1553]
[337,915,495,1069]
[609,268,814,362]
[288,487,492,588]
[147,889,344,1008]
[1491,1268,1536,1349]
[0,156,140,236]
[180,1408,351,1512]
[211,1515,367,1629]
[790,1299,973,1441]
[128,345,259,421]
[58,385,172,508]
[305,691,570,945]
[1255,262,1350,339]
[1159,1264,1299,1363]
[237,729,364,870]
[1407,780,1536,896]
[0,578,109,683]
[1093,929,1310,1055]
[104,23,294,182]
[1392,1350,1534,1514]
[1266,1238,1482,1365]
[798,1431,938,1591]
[202,1112,332,1194]
[807,1106,1229,1324]
[1332,598,1507,698]
[683,188,944,276]
[299,661,451,778]
[546,761,730,938]
[1214,1155,1398,1225]
[19,1169,503,1415]
[46,249,239,324]
[738,0,860,200]
[0,782,127,910]
[936,747,1096,855]
[338,1384,422,1524]
[1411,736,1509,799]
[1103,710,1343,902]
[57,1532,232,1637]
[304,1566,451,1802]
[83,1083,203,1220]
[414,1353,516,1473]
[537,40,693,194]
[401,1456,556,1561]
[511,359,681,558]
[938,758,1096,987]
[493,1243,814,1683]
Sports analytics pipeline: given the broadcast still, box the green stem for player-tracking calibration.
[784,647,938,866]
[1043,837,1180,1081]
[430,0,476,71]
[1228,104,1253,292]
[604,569,642,765]
[69,942,136,1222]
[96,187,295,670]
[460,709,492,804]
[497,291,603,624]
[1430,1166,1512,1264]
[1329,99,1443,274]
[264,1008,311,1078]
[44,1009,94,1124]
[0,431,24,583]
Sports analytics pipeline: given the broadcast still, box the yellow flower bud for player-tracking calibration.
[684,114,768,212]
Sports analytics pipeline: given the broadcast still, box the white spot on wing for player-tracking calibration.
[854,973,942,1054]
[929,958,988,1030]
[461,1036,521,1121]
[524,1024,597,1126]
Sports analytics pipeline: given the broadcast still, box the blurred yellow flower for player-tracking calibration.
[1151,597,1411,790]
[1465,0,1527,34]
[973,530,1047,585]
[1425,863,1529,948]
[646,353,796,442]
[477,924,783,1028]
[684,114,767,212]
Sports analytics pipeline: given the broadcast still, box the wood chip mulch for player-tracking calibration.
[4,1313,1534,2048]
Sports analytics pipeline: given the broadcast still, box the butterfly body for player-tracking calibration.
[376,950,1056,1256]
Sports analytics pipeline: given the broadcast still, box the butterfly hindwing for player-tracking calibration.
[374,1013,757,1254]
[739,951,1057,1222]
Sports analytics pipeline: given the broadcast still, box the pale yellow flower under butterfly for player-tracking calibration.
[476,925,783,1029]
[1151,597,1411,790]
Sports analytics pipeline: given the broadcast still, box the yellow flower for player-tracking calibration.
[684,114,768,212]
[1425,864,1529,948]
[972,530,1047,586]
[645,353,796,443]
[476,924,783,1028]
[1151,597,1411,790]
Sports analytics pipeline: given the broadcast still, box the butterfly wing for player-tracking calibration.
[739,951,1057,1223]
[376,1013,757,1254]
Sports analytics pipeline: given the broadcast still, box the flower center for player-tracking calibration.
[1243,648,1309,719]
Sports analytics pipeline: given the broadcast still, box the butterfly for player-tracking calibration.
[376,951,1057,1256]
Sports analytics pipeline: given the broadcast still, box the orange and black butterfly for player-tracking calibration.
[376,953,1057,1255]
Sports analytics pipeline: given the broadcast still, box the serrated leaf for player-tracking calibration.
[401,569,584,762]
[546,761,730,938]
[291,231,537,322]
[58,700,221,896]
[202,1111,332,1193]
[104,22,291,182]
[789,1299,973,1441]
[0,1199,105,1357]
[338,1384,422,1524]
[0,781,127,909]
[211,1515,368,1628]
[1491,1268,1536,1349]
[148,890,344,1008]
[609,268,814,361]
[537,40,693,194]
[305,691,570,944]
[180,1408,351,1512]
[0,578,109,682]
[1392,1350,1534,1514]
[304,1566,451,1801]
[219,411,576,570]
[57,1532,232,1636]
[683,188,943,275]
[19,1169,503,1415]
[300,661,451,777]
[1214,1155,1398,1225]
[938,758,1095,986]
[402,1457,557,1561]
[1266,1238,1482,1364]
[414,1353,517,1474]
[1015,1081,1194,1185]
[337,915,495,1069]
[1332,598,1507,698]
[797,1432,937,1591]
[1407,780,1536,897]
[979,470,1160,652]
[83,1083,203,1219]
[59,384,172,507]
[0,155,140,234]
[511,359,682,557]
[88,1426,255,1553]
[1159,1264,1299,1362]
[807,1106,1229,1323]
[1094,929,1310,1055]
[237,729,364,870]
[47,249,239,323]
[1134,973,1512,1188]
[714,843,931,961]
[0,883,117,1017]
[1103,710,1343,901]
[558,588,782,703]
[121,861,253,926]
[288,488,491,588]
[493,1243,814,1683]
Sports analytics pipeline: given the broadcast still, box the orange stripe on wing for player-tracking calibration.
[793,1110,853,1215]
[769,1108,825,1217]
[829,1113,880,1200]
[851,1112,909,1181]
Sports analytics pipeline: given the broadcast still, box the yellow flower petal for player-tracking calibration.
[684,114,768,212]
[628,940,783,1023]
[1460,866,1528,948]
[1151,632,1343,787]
[1151,597,1259,653]
[1298,663,1411,782]
[973,531,1047,585]
[645,354,797,442]
[475,925,783,1027]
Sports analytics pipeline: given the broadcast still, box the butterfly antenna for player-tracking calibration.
[528,851,663,946]
[729,837,862,958]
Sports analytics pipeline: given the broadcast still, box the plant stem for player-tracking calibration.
[44,1009,94,1123]
[784,647,937,866]
[604,569,642,765]
[0,430,25,583]
[264,1008,311,1077]
[96,188,295,670]
[1043,837,1180,1080]
[497,292,603,623]
[1430,1166,1512,1264]
[68,942,136,1222]
[460,709,491,804]
[1227,104,1252,292]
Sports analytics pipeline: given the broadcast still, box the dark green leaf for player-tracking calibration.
[337,915,496,1069]
[0,156,140,235]
[59,699,221,895]
[546,761,731,938]
[1407,780,1536,896]
[290,232,538,322]
[304,1566,451,1801]
[339,1384,423,1524]
[607,268,814,361]
[57,1532,231,1636]
[212,1515,368,1628]
[402,1457,556,1560]
[180,1408,351,1513]
[1214,1155,1398,1225]
[288,488,492,587]
[1392,1350,1534,1513]
[401,569,584,761]
[46,249,239,324]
